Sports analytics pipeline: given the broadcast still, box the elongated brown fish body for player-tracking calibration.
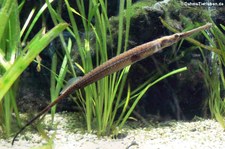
[12,23,212,144]
[64,23,212,92]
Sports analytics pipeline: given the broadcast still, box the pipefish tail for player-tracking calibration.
[12,23,212,145]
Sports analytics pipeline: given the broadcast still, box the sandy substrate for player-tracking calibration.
[1,112,225,149]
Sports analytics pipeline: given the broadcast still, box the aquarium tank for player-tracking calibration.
[0,0,225,148]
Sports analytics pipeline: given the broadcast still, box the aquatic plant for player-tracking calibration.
[201,22,225,128]
[54,0,189,136]
[0,0,21,137]
[161,16,225,127]
[0,0,67,137]
[45,0,136,136]
[19,0,211,139]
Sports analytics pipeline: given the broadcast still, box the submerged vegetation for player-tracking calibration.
[161,16,225,128]
[0,0,225,146]
[32,0,188,137]
[0,0,67,137]
[202,22,225,128]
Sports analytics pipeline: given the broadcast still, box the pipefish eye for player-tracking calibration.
[160,39,172,47]
[174,34,180,38]
[160,39,168,47]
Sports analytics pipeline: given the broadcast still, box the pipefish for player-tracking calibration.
[12,23,212,145]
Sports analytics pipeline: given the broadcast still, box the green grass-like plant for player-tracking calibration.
[43,0,188,136]
[161,16,225,128]
[0,0,21,137]
[201,22,225,128]
[0,0,67,137]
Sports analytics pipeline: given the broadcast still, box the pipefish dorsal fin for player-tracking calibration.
[60,77,82,94]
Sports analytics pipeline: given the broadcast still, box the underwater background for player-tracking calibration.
[0,0,225,148]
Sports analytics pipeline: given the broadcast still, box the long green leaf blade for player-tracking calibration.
[0,23,68,101]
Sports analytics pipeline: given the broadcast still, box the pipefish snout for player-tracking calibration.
[12,23,212,145]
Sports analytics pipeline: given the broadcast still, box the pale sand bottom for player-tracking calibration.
[1,112,225,149]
